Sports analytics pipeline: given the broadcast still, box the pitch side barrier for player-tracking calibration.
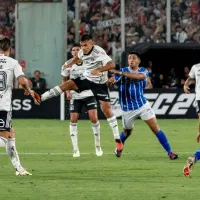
[12,89,197,119]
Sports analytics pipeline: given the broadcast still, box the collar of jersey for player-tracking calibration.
[128,66,140,72]
[83,46,94,56]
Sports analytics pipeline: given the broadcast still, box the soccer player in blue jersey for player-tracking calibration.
[109,53,179,159]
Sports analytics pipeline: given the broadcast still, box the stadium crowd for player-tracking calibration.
[0,0,200,88]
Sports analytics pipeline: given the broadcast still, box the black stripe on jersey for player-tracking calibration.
[83,46,94,56]
[93,48,100,54]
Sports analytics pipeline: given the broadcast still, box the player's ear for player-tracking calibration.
[137,56,141,64]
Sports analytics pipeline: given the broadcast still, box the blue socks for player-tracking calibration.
[120,131,130,144]
[194,149,200,163]
[156,130,171,154]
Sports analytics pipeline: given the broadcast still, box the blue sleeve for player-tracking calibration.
[140,68,149,79]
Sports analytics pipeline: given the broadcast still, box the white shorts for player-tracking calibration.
[122,102,155,129]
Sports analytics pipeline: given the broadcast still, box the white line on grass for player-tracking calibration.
[0,152,194,155]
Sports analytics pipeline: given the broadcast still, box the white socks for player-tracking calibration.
[0,136,7,147]
[92,121,100,147]
[41,86,62,101]
[6,138,21,170]
[107,116,120,139]
[70,122,78,151]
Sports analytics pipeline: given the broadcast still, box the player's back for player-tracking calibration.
[116,66,148,111]
[0,54,20,111]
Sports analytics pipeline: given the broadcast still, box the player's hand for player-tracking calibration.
[108,76,116,84]
[24,90,30,96]
[30,90,41,105]
[197,133,200,143]
[184,85,190,94]
[91,69,101,75]
[63,63,72,70]
[110,69,122,75]
[66,91,72,100]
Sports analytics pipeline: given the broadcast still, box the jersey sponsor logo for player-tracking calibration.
[110,91,196,118]
[0,59,6,63]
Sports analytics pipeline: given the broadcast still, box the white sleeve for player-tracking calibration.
[97,49,112,66]
[61,62,70,77]
[189,66,195,79]
[77,50,83,59]
[14,63,24,79]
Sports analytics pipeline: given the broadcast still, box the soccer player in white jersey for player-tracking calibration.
[40,34,123,157]
[109,53,179,160]
[183,64,200,176]
[61,44,103,157]
[0,36,39,175]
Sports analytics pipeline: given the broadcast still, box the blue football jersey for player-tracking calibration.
[115,67,149,111]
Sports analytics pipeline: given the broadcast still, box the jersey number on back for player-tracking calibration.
[0,71,7,91]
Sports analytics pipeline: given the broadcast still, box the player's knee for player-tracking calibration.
[151,126,160,134]
[89,117,98,124]
[124,129,132,136]
[102,107,113,118]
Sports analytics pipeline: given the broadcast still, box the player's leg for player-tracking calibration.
[99,100,123,155]
[183,111,200,176]
[69,100,81,157]
[86,97,103,156]
[7,128,32,176]
[141,105,178,160]
[41,79,88,102]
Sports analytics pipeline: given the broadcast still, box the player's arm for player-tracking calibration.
[111,69,146,80]
[18,76,32,94]
[98,61,115,72]
[184,76,194,94]
[14,63,40,104]
[184,66,195,94]
[63,56,81,69]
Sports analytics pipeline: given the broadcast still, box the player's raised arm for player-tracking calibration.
[63,55,80,69]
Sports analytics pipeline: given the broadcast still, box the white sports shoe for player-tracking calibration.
[73,149,80,157]
[95,146,103,156]
[16,166,32,176]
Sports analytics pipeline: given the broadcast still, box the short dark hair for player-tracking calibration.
[80,34,93,42]
[71,43,80,50]
[0,36,11,51]
[34,70,41,74]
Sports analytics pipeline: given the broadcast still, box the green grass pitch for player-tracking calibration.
[1,119,200,200]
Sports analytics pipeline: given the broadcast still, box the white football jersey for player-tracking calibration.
[78,45,112,84]
[0,54,24,111]
[61,59,94,100]
[189,63,200,100]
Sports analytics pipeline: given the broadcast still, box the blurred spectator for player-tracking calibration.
[0,0,15,57]
[173,25,188,43]
[30,70,47,90]
[180,66,195,88]
[146,61,160,88]
[163,68,179,88]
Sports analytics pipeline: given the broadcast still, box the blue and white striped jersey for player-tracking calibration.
[115,66,149,111]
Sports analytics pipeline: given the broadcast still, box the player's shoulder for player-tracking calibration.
[138,67,148,73]
[2,56,18,65]
[93,45,106,54]
[192,63,200,69]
